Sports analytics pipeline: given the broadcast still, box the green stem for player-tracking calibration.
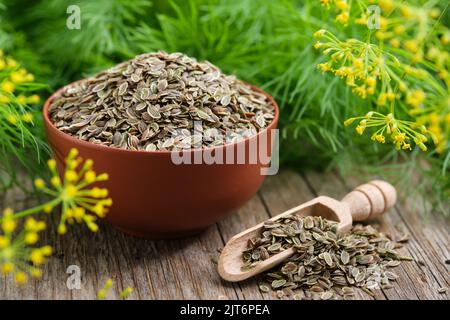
[1,198,61,221]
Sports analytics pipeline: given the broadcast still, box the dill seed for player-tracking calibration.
[241,214,411,300]
[50,51,275,151]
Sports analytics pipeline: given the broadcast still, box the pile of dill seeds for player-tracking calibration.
[242,215,412,300]
[49,51,275,151]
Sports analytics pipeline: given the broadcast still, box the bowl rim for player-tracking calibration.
[43,80,279,155]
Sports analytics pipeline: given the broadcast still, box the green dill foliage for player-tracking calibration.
[0,0,448,214]
[0,60,48,190]
[11,0,153,84]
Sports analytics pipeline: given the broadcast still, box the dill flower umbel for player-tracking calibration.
[0,148,112,235]
[0,50,40,110]
[0,149,112,285]
[319,0,350,25]
[0,209,51,284]
[33,148,112,234]
[345,112,430,151]
[314,27,448,152]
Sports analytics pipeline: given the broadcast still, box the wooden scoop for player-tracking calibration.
[218,180,396,282]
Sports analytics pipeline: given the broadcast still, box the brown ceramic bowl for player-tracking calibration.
[43,82,279,239]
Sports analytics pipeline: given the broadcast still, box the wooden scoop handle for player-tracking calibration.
[341,180,397,221]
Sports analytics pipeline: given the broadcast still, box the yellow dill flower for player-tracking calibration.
[399,82,408,92]
[389,38,400,48]
[24,232,39,245]
[98,278,114,300]
[429,8,440,19]
[353,86,367,99]
[355,16,367,25]
[335,0,348,10]
[1,81,15,93]
[335,66,351,77]
[0,94,10,104]
[320,0,331,7]
[355,125,365,135]
[418,142,427,151]
[386,91,395,101]
[2,208,16,233]
[406,89,425,108]
[30,249,48,265]
[394,133,406,143]
[97,278,134,300]
[10,70,27,83]
[30,268,42,278]
[346,76,355,87]
[27,94,40,104]
[375,31,387,41]
[25,74,35,82]
[38,148,112,234]
[314,29,326,38]
[15,272,27,284]
[17,95,27,104]
[404,40,419,54]
[7,114,18,125]
[34,178,46,189]
[379,0,393,12]
[84,171,97,183]
[0,236,9,248]
[394,25,405,35]
[317,63,331,73]
[335,11,349,25]
[6,57,18,68]
[379,17,389,29]
[352,58,363,70]
[65,170,78,183]
[366,86,375,95]
[1,262,14,274]
[120,287,133,300]
[21,112,34,123]
[43,204,53,214]
[375,134,386,143]
[441,32,450,45]
[400,5,413,18]
[402,143,411,150]
[51,176,61,187]
[366,77,376,87]
[0,214,50,283]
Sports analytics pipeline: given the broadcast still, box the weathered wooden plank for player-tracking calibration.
[1,169,448,300]
[337,173,449,300]
[95,223,238,300]
[390,192,450,299]
[304,170,450,300]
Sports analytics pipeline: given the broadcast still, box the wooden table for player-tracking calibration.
[1,169,449,300]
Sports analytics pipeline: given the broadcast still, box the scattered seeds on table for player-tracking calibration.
[241,214,412,300]
[438,287,448,294]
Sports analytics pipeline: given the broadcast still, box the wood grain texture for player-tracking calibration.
[0,169,448,300]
